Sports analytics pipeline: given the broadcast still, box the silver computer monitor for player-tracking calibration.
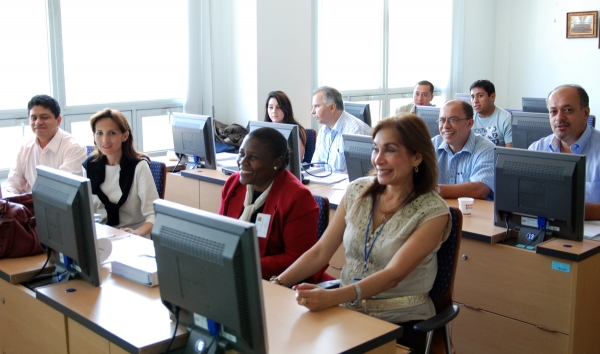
[171,113,217,169]
[152,199,267,353]
[415,106,441,138]
[344,102,372,127]
[522,97,549,114]
[343,133,374,182]
[248,121,302,181]
[511,111,552,149]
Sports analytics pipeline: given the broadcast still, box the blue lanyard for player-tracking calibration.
[363,189,414,273]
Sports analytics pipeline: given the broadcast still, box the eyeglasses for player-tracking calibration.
[438,117,469,125]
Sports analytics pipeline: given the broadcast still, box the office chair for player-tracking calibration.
[313,195,329,240]
[149,161,167,199]
[588,115,596,128]
[304,129,317,163]
[86,145,95,156]
[317,206,462,354]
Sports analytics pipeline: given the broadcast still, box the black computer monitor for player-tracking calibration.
[511,111,552,149]
[454,93,472,104]
[522,97,549,113]
[494,148,585,248]
[343,133,374,182]
[415,106,441,138]
[171,113,217,169]
[248,121,302,181]
[152,199,267,354]
[344,102,372,127]
[32,166,102,286]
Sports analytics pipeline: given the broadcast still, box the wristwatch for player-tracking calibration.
[350,283,362,306]
[270,275,283,286]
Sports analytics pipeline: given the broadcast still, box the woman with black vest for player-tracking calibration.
[83,108,159,237]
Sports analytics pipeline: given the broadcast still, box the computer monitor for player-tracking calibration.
[32,166,102,286]
[494,147,585,248]
[511,111,552,149]
[415,106,441,138]
[344,102,372,127]
[248,121,302,181]
[454,93,472,104]
[171,113,217,170]
[152,199,267,354]
[343,133,374,182]
[522,97,549,113]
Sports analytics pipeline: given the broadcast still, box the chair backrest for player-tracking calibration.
[313,195,329,239]
[588,115,596,128]
[86,145,94,156]
[429,206,462,311]
[303,128,317,163]
[149,161,167,199]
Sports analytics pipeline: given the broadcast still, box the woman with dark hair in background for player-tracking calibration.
[272,114,451,354]
[219,127,324,282]
[264,91,307,162]
[84,108,159,237]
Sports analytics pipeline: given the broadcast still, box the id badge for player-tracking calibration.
[255,213,272,238]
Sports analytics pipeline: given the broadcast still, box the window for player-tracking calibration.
[317,0,453,123]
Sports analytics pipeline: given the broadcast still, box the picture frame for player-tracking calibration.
[566,11,598,38]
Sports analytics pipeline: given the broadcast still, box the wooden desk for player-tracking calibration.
[151,155,185,172]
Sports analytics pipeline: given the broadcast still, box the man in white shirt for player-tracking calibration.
[395,80,435,114]
[2,95,87,196]
[311,86,371,173]
[470,80,512,147]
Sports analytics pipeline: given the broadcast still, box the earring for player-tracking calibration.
[414,166,419,173]
[274,166,278,170]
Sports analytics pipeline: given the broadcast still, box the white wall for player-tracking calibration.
[256,0,314,128]
[463,0,600,113]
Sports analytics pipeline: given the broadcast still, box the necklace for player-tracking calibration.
[378,189,414,223]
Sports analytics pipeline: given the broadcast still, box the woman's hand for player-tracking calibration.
[294,283,337,312]
[120,227,138,235]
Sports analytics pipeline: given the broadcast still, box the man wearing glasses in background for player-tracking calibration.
[395,80,435,114]
[431,99,495,200]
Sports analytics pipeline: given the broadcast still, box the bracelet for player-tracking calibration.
[349,283,362,306]
[270,276,283,286]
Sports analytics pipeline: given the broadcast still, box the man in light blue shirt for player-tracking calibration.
[432,100,495,200]
[311,86,371,173]
[529,84,600,220]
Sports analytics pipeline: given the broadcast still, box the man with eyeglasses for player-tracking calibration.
[431,100,495,200]
[529,84,600,220]
[395,80,435,114]
[2,95,87,196]
[470,79,512,147]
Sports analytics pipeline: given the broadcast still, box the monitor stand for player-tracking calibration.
[515,225,546,250]
[185,327,229,354]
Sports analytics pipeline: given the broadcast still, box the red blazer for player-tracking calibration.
[219,169,323,283]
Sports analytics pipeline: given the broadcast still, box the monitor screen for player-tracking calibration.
[32,166,102,286]
[344,102,372,127]
[522,97,549,114]
[248,121,302,181]
[494,147,585,247]
[152,199,267,354]
[511,112,552,149]
[415,106,441,138]
[343,133,374,182]
[171,113,217,169]
[454,93,472,104]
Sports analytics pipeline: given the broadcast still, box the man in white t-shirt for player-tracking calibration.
[470,80,512,147]
[2,95,87,196]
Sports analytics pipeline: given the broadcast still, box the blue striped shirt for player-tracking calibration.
[312,111,371,173]
[529,125,600,203]
[432,130,496,200]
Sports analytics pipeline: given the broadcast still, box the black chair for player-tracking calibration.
[149,161,167,199]
[318,206,462,354]
[313,195,329,239]
[304,128,317,163]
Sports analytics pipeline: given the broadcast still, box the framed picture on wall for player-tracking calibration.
[566,11,598,38]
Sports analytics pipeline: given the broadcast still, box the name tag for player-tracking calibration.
[255,213,271,238]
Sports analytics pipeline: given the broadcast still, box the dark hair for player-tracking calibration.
[263,91,307,146]
[354,113,438,213]
[27,95,60,118]
[247,127,290,171]
[313,86,344,111]
[446,99,474,120]
[89,108,148,163]
[469,80,496,96]
[549,84,589,109]
[416,80,434,95]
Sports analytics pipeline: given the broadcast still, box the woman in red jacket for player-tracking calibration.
[219,127,324,282]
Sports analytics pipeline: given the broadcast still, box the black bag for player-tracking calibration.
[0,194,44,258]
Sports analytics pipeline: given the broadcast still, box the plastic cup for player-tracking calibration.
[457,197,474,216]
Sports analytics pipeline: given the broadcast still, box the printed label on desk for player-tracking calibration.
[551,261,570,273]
